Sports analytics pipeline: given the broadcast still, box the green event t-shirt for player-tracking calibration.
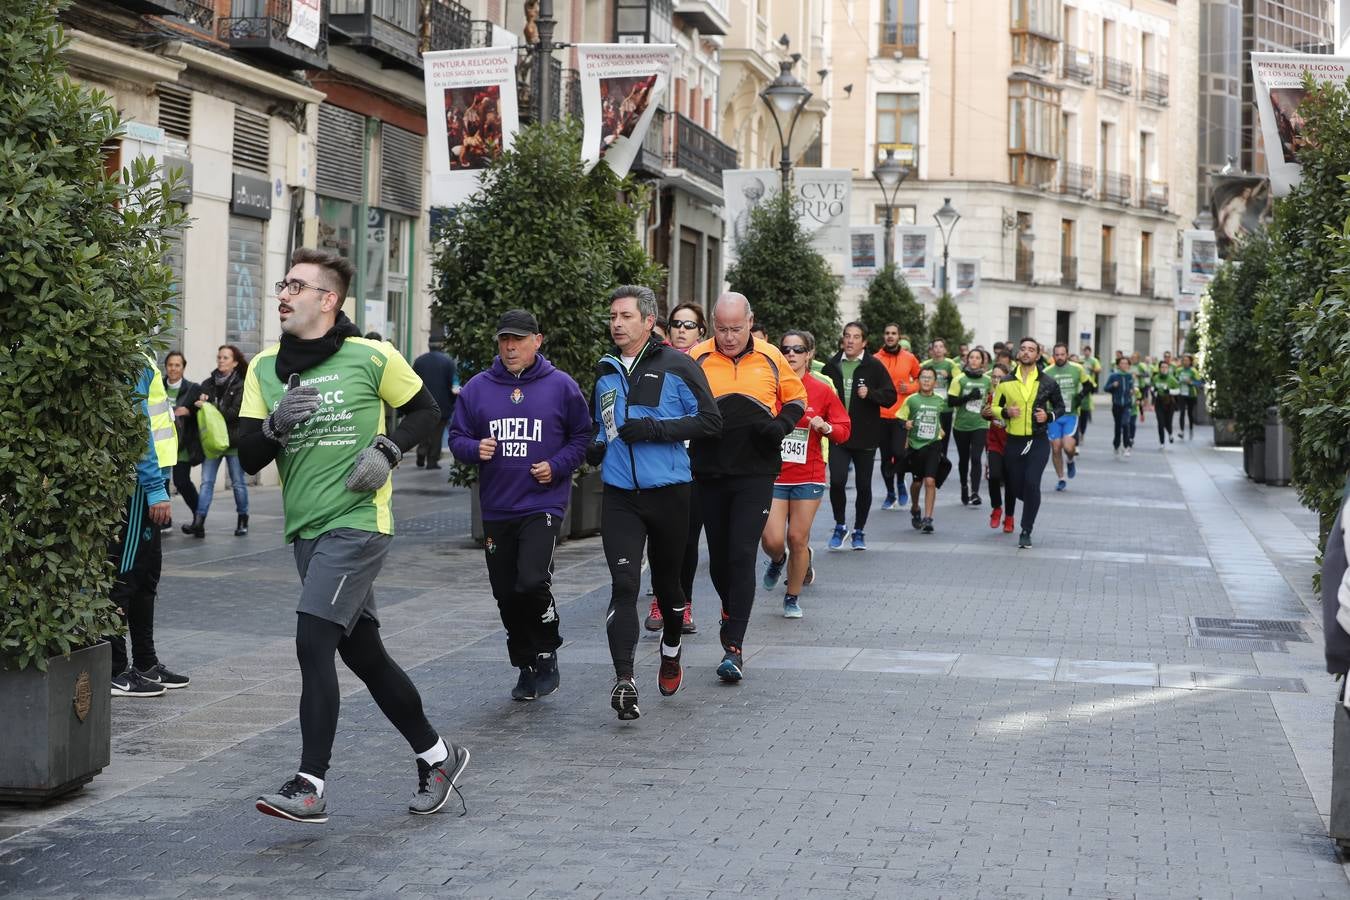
[1176,366,1200,397]
[920,358,959,394]
[838,357,861,411]
[900,391,947,449]
[1153,372,1180,396]
[1044,362,1087,413]
[1134,363,1152,387]
[947,371,991,432]
[240,337,423,543]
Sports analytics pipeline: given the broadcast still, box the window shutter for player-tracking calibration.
[158,84,192,141]
[226,216,266,359]
[317,105,366,202]
[379,123,423,215]
[232,108,270,173]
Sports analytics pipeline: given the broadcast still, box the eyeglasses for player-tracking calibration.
[670,320,701,331]
[275,279,331,296]
[780,345,808,355]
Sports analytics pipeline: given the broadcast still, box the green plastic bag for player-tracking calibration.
[197,402,230,459]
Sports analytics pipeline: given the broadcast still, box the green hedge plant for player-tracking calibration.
[1,0,185,670]
[859,264,926,351]
[1198,232,1274,442]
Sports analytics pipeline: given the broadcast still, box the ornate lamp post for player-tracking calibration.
[933,197,961,295]
[759,58,812,190]
[872,148,912,269]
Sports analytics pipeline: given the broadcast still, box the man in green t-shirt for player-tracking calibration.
[237,248,469,825]
[1043,343,1089,493]
[920,339,960,458]
[1175,353,1201,440]
[901,367,948,534]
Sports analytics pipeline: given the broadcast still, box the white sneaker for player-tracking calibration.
[1124,448,1132,458]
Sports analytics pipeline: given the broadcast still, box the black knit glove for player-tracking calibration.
[618,417,664,443]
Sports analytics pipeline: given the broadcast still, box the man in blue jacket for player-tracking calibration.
[588,286,722,721]
[450,310,592,701]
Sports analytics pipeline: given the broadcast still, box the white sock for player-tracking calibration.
[298,772,324,796]
[416,737,449,767]
[661,641,681,658]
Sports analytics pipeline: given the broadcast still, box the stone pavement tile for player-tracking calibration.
[950,653,1058,681]
[845,649,960,675]
[1055,658,1160,686]
[750,645,861,670]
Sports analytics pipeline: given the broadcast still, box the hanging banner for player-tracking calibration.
[723,168,852,271]
[1180,230,1218,295]
[287,0,321,49]
[1210,173,1272,260]
[896,225,936,290]
[577,43,675,178]
[423,47,520,208]
[952,257,980,300]
[1250,53,1350,196]
[847,226,884,287]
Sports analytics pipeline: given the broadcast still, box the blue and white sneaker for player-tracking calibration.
[1055,479,1067,492]
[897,487,909,506]
[851,530,866,551]
[717,645,744,682]
[880,493,897,511]
[828,524,847,550]
[762,555,786,590]
[783,596,803,618]
[1067,459,1077,479]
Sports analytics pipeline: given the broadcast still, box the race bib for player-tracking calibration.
[600,389,619,442]
[780,427,810,464]
[917,418,938,440]
[1169,387,1182,395]
[965,397,984,414]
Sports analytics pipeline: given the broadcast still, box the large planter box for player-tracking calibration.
[570,471,603,539]
[1213,417,1240,447]
[1243,438,1267,483]
[0,642,111,803]
[1332,703,1350,852]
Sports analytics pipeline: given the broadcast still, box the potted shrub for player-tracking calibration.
[0,1,184,801]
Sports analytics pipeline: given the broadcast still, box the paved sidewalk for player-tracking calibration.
[2,418,1347,899]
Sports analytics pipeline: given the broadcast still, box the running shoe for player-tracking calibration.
[969,494,982,507]
[762,554,786,590]
[1124,447,1132,458]
[1067,459,1076,479]
[989,507,1003,529]
[911,509,922,530]
[851,530,866,551]
[511,667,537,701]
[783,595,803,618]
[137,663,190,690]
[643,598,663,632]
[111,669,165,698]
[610,677,640,720]
[409,744,470,816]
[803,547,815,585]
[828,524,847,550]
[1055,479,1067,492]
[534,653,560,697]
[717,644,744,683]
[1018,531,1033,550]
[681,603,696,634]
[881,493,897,511]
[921,518,934,534]
[1003,514,1015,534]
[897,487,909,506]
[256,775,328,824]
[658,648,683,697]
[960,485,970,506]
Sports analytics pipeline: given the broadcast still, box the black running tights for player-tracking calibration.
[1178,396,1196,433]
[1155,398,1175,444]
[987,450,1015,517]
[296,613,439,779]
[698,475,774,648]
[828,446,877,530]
[1003,434,1050,534]
[879,420,906,495]
[954,429,986,497]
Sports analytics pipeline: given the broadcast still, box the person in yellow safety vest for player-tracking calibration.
[989,337,1066,551]
[109,353,191,698]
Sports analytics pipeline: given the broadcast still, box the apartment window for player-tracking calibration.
[615,0,672,44]
[1134,318,1152,356]
[1140,231,1154,296]
[877,93,919,151]
[880,0,919,56]
[1101,225,1116,292]
[1011,0,1061,69]
[874,205,917,226]
[1008,307,1033,340]
[1056,311,1072,346]
[1009,79,1060,186]
[1060,218,1076,286]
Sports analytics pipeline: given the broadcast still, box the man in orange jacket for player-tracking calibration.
[875,324,920,510]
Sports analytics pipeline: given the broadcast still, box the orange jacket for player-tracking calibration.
[875,346,921,418]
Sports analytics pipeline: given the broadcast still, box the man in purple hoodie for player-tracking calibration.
[449,310,592,701]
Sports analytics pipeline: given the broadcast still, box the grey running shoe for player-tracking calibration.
[137,663,189,689]
[535,652,560,697]
[409,744,470,816]
[256,775,328,824]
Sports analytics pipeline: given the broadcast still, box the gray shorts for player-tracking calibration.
[293,528,392,633]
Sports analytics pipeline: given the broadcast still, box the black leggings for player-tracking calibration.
[987,450,1014,516]
[1003,434,1050,534]
[954,429,987,497]
[171,462,199,518]
[938,411,954,457]
[680,503,703,610]
[879,420,906,495]
[1076,407,1090,442]
[698,475,774,648]
[829,446,877,530]
[296,613,439,780]
[603,483,691,677]
[1178,396,1197,432]
[1155,398,1175,443]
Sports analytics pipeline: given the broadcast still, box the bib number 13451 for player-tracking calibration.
[780,427,810,464]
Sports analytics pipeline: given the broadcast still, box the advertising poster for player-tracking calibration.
[723,168,852,271]
[1250,53,1350,195]
[1209,173,1272,260]
[896,225,936,290]
[952,257,980,299]
[423,47,520,207]
[577,43,675,178]
[847,226,884,286]
[1181,229,1218,296]
[287,0,321,49]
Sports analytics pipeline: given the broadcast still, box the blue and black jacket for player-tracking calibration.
[588,335,722,490]
[1103,369,1136,409]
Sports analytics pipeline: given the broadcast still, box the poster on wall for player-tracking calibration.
[1250,53,1350,196]
[287,0,321,49]
[1180,229,1218,295]
[847,226,884,286]
[723,168,853,271]
[577,43,675,178]
[423,46,520,207]
[952,257,980,299]
[895,225,936,290]
[1209,173,1272,260]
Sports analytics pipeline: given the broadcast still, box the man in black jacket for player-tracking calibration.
[822,322,898,551]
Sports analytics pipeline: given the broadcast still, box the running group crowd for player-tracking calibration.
[106,248,1202,825]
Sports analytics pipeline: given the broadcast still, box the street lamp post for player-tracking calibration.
[872,148,912,269]
[759,58,812,190]
[933,197,961,296]
[535,0,557,123]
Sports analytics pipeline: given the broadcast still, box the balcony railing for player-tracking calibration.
[1101,261,1118,293]
[331,0,422,70]
[469,18,493,47]
[1060,255,1077,288]
[1101,56,1133,94]
[1102,171,1132,205]
[218,1,328,70]
[1058,162,1095,198]
[561,68,582,120]
[1140,267,1155,297]
[1141,180,1168,212]
[1141,69,1169,105]
[115,0,180,14]
[1061,46,1093,84]
[1015,247,1034,284]
[671,112,738,187]
[174,0,213,30]
[879,21,919,57]
[429,0,472,53]
[632,108,667,177]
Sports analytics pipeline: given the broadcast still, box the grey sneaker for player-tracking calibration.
[256,775,328,824]
[409,744,470,816]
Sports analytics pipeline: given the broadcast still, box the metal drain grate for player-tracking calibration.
[1191,617,1310,642]
[1188,636,1287,653]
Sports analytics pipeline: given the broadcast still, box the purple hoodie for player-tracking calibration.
[449,354,592,521]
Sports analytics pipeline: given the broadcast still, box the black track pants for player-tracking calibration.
[483,513,563,668]
[109,494,161,677]
[879,420,907,495]
[170,463,199,518]
[828,446,877,530]
[1003,434,1050,534]
[954,429,987,497]
[697,475,774,649]
[602,483,691,678]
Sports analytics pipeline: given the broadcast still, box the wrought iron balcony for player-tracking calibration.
[879,21,919,57]
[1058,163,1095,198]
[469,19,493,47]
[1140,267,1155,297]
[632,108,667,178]
[1101,261,1118,293]
[1015,247,1034,284]
[1141,180,1168,212]
[114,0,181,15]
[1102,171,1132,205]
[671,112,737,188]
[218,1,328,70]
[1061,46,1093,84]
[1101,56,1132,94]
[331,0,421,71]
[1141,69,1169,105]
[429,0,472,53]
[174,0,214,30]
[1061,255,1077,288]
[562,68,583,120]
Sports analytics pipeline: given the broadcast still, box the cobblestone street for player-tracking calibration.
[2,420,1347,899]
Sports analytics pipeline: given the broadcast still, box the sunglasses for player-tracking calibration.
[670,320,701,330]
[780,345,808,355]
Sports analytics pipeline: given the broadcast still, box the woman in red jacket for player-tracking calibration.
[760,330,852,619]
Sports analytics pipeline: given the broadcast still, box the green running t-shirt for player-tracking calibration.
[900,391,947,449]
[1176,366,1200,397]
[947,371,991,432]
[1044,362,1087,413]
[920,357,959,394]
[240,337,423,543]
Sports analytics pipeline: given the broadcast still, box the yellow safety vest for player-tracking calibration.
[143,353,179,468]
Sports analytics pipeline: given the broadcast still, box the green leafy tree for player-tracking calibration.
[430,120,662,484]
[1,0,185,669]
[926,293,973,352]
[1198,232,1274,443]
[859,264,925,350]
[726,191,840,357]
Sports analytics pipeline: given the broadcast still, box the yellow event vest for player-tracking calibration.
[143,353,178,468]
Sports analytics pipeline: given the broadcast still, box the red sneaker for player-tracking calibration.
[1003,514,1016,534]
[681,602,696,634]
[658,647,683,696]
[989,507,1002,529]
[644,598,662,632]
